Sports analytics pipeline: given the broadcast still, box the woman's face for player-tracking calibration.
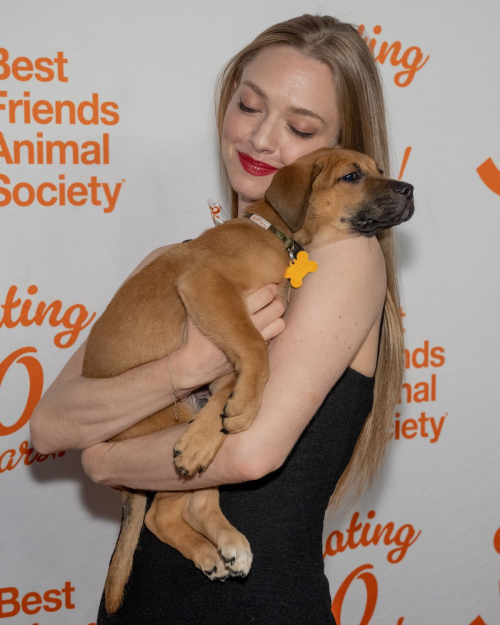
[221,45,341,215]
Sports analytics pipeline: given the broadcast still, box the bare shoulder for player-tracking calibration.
[311,234,385,281]
[294,235,386,318]
[272,235,386,385]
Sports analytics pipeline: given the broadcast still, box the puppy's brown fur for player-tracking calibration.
[82,148,414,614]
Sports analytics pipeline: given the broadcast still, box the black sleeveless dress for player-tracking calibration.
[96,367,374,625]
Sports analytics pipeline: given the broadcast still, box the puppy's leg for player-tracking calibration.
[103,402,196,614]
[178,268,270,434]
[182,488,253,578]
[173,377,235,475]
[112,402,195,442]
[145,491,229,580]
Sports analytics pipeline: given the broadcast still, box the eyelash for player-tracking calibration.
[236,100,315,140]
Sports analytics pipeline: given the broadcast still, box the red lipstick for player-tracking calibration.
[237,151,279,176]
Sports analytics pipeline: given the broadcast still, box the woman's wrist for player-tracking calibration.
[151,350,203,399]
[161,326,233,395]
[165,348,203,396]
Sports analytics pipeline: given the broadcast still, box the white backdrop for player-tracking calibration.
[1,1,499,623]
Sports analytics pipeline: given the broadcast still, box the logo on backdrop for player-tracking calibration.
[392,308,447,443]
[477,157,500,196]
[0,285,96,470]
[324,509,421,564]
[0,580,96,624]
[0,345,67,474]
[0,285,96,349]
[329,561,495,625]
[330,563,404,625]
[326,522,499,623]
[398,147,411,181]
[324,509,420,623]
[0,47,124,211]
[357,24,430,87]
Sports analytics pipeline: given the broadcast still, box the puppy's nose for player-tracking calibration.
[393,181,414,200]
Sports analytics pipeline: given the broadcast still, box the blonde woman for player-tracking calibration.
[31,14,404,624]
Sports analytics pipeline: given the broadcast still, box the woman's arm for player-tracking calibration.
[82,235,387,490]
[30,246,285,454]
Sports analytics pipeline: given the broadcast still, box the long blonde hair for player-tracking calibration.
[214,14,404,513]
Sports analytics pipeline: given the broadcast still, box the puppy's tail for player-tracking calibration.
[104,489,147,615]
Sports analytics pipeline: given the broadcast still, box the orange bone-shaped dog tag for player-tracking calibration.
[284,251,318,288]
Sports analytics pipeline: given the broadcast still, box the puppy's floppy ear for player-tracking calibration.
[265,161,323,232]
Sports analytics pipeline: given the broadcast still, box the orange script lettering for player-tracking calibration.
[324,510,421,564]
[0,347,43,436]
[332,564,377,625]
[0,285,96,348]
[477,157,500,195]
[358,24,429,87]
[0,439,65,472]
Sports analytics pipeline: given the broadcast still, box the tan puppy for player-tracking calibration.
[82,147,414,614]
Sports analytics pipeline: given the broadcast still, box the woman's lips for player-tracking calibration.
[237,151,279,176]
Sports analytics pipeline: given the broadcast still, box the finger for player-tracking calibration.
[251,297,285,332]
[260,317,286,342]
[245,284,278,314]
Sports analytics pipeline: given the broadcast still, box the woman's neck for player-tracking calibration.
[237,196,255,218]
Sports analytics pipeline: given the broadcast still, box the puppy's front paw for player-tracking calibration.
[220,394,260,434]
[173,421,224,476]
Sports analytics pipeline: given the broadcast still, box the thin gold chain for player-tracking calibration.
[166,352,182,422]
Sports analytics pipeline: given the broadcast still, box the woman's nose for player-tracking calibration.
[249,115,278,154]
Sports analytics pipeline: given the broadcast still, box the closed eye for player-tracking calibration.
[289,126,314,139]
[238,101,314,139]
[237,100,258,114]
[342,172,359,182]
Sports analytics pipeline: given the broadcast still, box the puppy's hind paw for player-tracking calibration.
[217,528,253,578]
[197,552,228,581]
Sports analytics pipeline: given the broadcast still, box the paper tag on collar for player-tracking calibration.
[284,251,318,288]
[247,213,272,230]
[208,200,230,226]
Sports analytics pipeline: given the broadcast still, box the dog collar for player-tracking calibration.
[207,203,317,287]
[244,212,305,261]
[244,213,318,287]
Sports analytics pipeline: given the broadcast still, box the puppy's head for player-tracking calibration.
[264,147,414,244]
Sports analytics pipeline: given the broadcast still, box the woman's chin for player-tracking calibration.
[237,192,263,213]
[235,180,271,208]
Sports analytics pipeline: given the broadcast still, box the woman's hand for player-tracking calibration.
[153,283,286,395]
[81,283,286,488]
[30,277,285,455]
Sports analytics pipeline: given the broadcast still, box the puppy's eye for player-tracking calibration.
[342,172,359,182]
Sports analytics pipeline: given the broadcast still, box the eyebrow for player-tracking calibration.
[241,80,326,125]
